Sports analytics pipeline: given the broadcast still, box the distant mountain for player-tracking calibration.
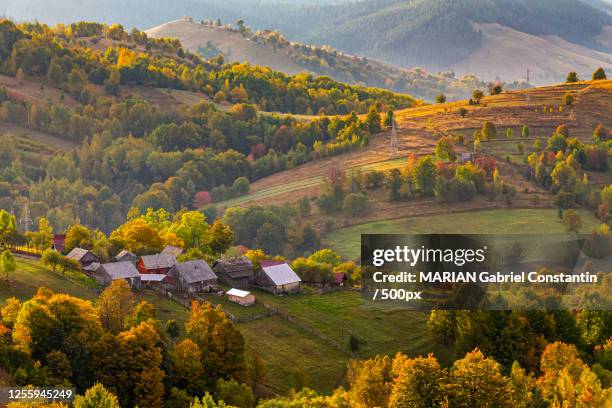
[3,0,612,83]
[147,19,500,101]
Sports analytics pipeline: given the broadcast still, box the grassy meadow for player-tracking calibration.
[326,208,600,259]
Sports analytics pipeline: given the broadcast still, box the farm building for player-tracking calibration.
[66,247,99,268]
[168,260,218,293]
[137,253,176,274]
[227,288,255,306]
[114,250,137,263]
[213,257,254,288]
[140,273,173,288]
[83,262,101,273]
[161,245,184,257]
[95,261,141,288]
[256,261,301,294]
[51,234,66,252]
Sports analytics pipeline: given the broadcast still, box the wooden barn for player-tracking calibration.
[213,257,254,288]
[256,261,301,295]
[227,288,255,306]
[95,261,141,288]
[114,250,137,263]
[167,260,218,293]
[137,253,176,274]
[66,247,99,268]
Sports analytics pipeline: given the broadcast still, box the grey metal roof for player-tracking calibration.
[172,260,217,283]
[100,261,140,280]
[161,245,184,256]
[214,257,254,278]
[115,250,136,260]
[261,263,301,286]
[66,247,91,261]
[140,253,176,270]
[139,274,168,282]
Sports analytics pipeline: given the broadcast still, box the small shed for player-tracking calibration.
[168,260,218,293]
[138,253,176,274]
[161,245,184,257]
[256,261,301,295]
[96,261,141,288]
[115,250,137,263]
[66,247,99,268]
[227,288,255,306]
[213,257,254,288]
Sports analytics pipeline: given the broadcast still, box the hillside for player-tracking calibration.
[5,0,612,84]
[146,19,492,101]
[214,79,612,238]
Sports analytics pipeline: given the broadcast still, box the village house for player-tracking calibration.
[65,247,99,268]
[226,288,256,306]
[161,245,184,257]
[213,257,254,288]
[167,260,218,293]
[114,250,137,263]
[95,261,141,288]
[255,260,301,295]
[137,253,176,274]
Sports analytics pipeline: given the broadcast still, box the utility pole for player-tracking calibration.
[20,201,33,233]
[390,119,398,157]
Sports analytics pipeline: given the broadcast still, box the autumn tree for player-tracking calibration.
[537,342,608,408]
[116,322,165,408]
[171,338,205,396]
[389,353,446,408]
[172,211,210,253]
[97,279,135,333]
[562,209,582,234]
[65,224,94,252]
[1,250,16,281]
[73,383,121,408]
[435,136,456,161]
[348,355,392,408]
[186,302,247,388]
[208,220,233,254]
[216,378,256,408]
[593,67,607,80]
[364,106,382,134]
[481,121,496,140]
[447,349,514,407]
[12,289,103,389]
[566,72,579,83]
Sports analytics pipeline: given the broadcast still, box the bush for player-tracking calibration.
[562,93,574,106]
[556,191,576,209]
[342,193,369,217]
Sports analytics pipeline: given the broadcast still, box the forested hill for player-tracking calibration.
[0,19,413,234]
[3,0,612,83]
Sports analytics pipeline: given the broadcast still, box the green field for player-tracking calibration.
[326,208,600,259]
[239,315,349,394]
[254,289,450,364]
[0,257,98,304]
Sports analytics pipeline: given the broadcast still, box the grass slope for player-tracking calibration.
[327,208,600,259]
